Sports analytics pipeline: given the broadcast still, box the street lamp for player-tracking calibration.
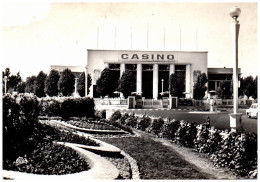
[161,79,164,93]
[4,76,8,94]
[229,6,242,131]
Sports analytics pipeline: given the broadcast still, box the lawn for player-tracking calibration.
[102,135,214,179]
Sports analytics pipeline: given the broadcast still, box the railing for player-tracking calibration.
[193,99,257,106]
[94,98,128,105]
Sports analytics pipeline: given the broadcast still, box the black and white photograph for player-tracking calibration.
[1,0,258,180]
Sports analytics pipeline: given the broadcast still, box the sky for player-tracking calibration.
[1,0,258,80]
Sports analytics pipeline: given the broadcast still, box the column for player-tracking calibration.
[85,66,88,97]
[136,63,142,94]
[185,64,191,98]
[169,64,175,76]
[120,63,125,77]
[153,64,158,99]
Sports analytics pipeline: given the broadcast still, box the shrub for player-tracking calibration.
[151,117,164,135]
[137,115,151,131]
[95,110,106,120]
[161,119,181,140]
[125,113,138,128]
[119,113,129,125]
[210,131,257,177]
[3,94,40,161]
[110,111,122,122]
[173,121,197,147]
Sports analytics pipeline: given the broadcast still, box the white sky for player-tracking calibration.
[1,1,258,80]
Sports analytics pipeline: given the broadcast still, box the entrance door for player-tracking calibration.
[142,64,153,98]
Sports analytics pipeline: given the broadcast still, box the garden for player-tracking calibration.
[2,93,258,179]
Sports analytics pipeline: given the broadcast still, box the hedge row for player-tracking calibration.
[110,111,257,179]
[3,94,41,161]
[40,97,95,119]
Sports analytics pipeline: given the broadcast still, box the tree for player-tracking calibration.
[77,72,92,97]
[169,73,185,98]
[253,76,257,99]
[17,81,26,93]
[45,69,60,96]
[96,68,114,97]
[58,68,75,96]
[118,70,136,98]
[25,76,36,93]
[34,71,47,97]
[243,76,256,98]
[193,73,208,100]
[2,68,22,93]
[216,81,232,99]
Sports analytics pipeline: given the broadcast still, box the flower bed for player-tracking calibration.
[109,111,257,179]
[66,120,121,131]
[4,142,90,175]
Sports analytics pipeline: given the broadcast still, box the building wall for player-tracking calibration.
[87,49,208,98]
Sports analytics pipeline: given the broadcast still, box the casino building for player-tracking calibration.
[86,49,208,99]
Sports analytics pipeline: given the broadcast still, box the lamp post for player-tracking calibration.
[4,76,8,94]
[161,79,164,93]
[229,6,242,131]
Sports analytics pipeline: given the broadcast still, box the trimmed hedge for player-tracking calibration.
[40,97,95,119]
[3,94,41,161]
[111,110,257,178]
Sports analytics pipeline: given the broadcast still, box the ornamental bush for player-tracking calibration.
[173,121,197,147]
[3,94,40,161]
[137,115,151,131]
[125,113,138,128]
[161,119,181,140]
[110,110,122,122]
[210,131,257,178]
[151,117,165,135]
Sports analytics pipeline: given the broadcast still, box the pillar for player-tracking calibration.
[185,64,191,98]
[153,64,158,99]
[120,63,125,77]
[169,64,175,76]
[137,63,142,94]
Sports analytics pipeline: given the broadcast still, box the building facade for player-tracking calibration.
[87,49,208,99]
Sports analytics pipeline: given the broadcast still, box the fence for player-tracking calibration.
[94,98,128,105]
[193,99,257,106]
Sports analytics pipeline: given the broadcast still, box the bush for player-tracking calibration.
[95,110,106,120]
[3,94,40,161]
[151,117,164,135]
[40,97,95,119]
[137,115,151,131]
[120,113,129,125]
[125,113,138,128]
[210,131,257,177]
[110,111,122,122]
[161,119,181,140]
[173,121,197,147]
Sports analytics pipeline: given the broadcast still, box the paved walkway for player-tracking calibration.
[101,130,240,180]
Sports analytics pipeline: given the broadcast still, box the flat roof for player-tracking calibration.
[50,65,84,72]
[208,68,241,74]
[87,49,208,53]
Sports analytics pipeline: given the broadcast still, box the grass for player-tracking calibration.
[101,135,214,179]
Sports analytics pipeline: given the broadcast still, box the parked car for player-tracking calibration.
[246,103,258,118]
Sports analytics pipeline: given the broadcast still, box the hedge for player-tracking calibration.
[109,110,257,179]
[3,94,41,161]
[39,97,95,119]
